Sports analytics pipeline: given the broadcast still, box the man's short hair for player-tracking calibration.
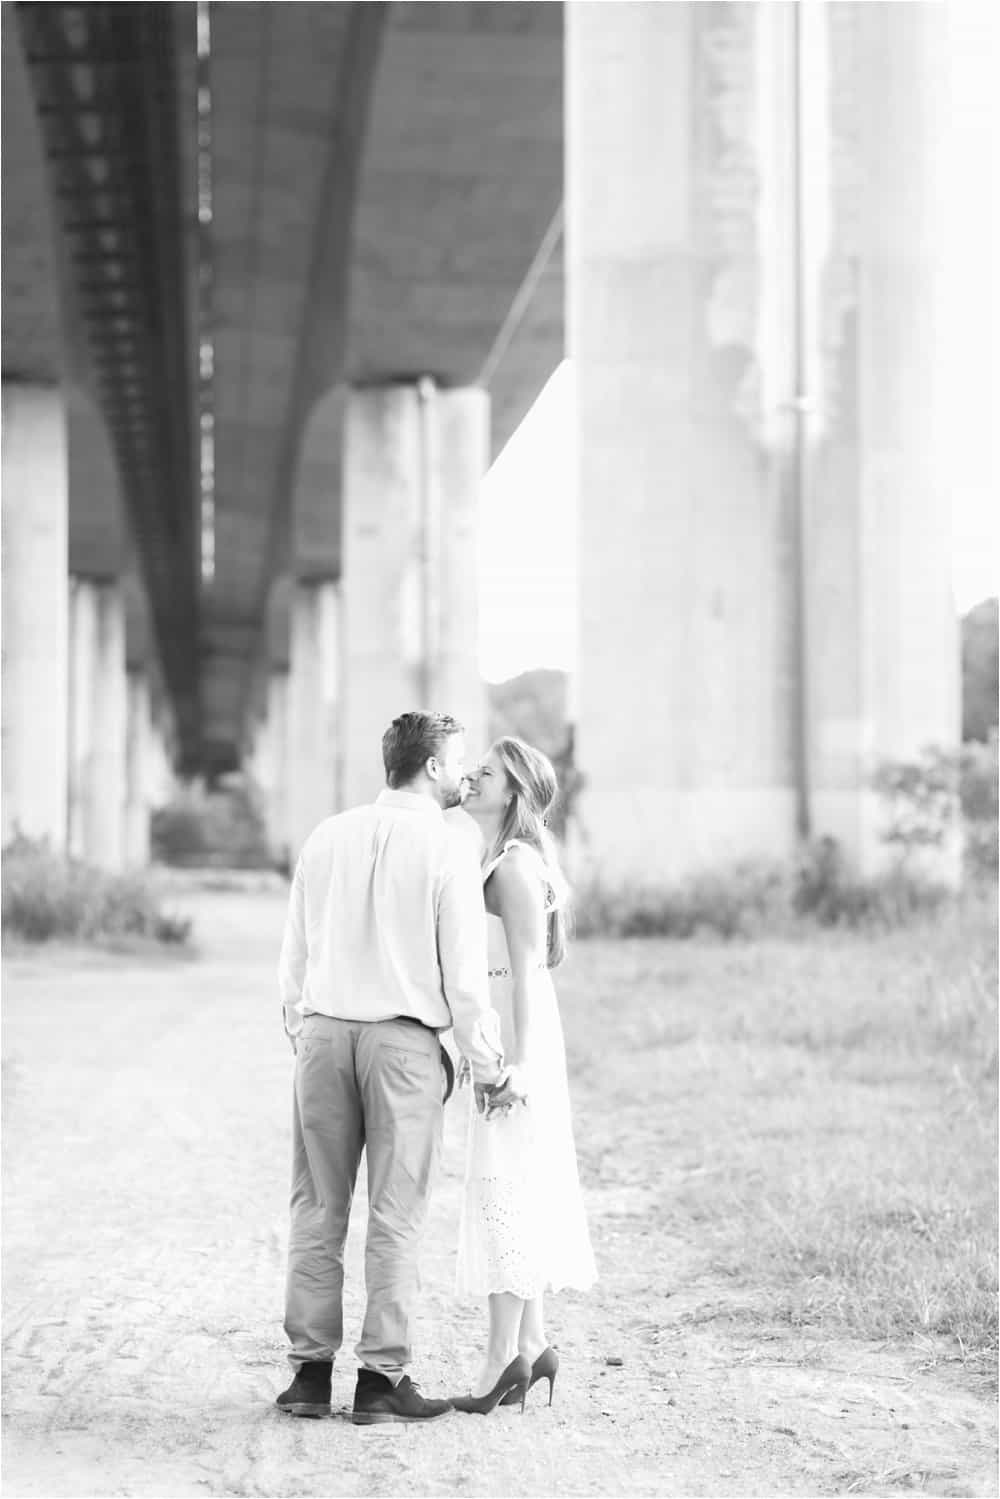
[382,711,464,789]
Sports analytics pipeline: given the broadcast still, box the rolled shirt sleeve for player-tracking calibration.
[437,850,505,1085]
[277,857,307,1040]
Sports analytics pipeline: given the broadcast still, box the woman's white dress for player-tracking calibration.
[456,840,597,1299]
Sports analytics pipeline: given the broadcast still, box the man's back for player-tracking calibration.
[279,790,499,1070]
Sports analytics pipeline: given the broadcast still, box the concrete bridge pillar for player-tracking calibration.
[244,671,292,869]
[807,3,959,875]
[68,578,127,869]
[248,579,293,867]
[124,669,153,867]
[146,689,178,829]
[341,383,487,809]
[567,1,958,884]
[123,664,178,869]
[288,581,339,859]
[1,383,69,849]
[567,3,798,884]
[264,669,291,868]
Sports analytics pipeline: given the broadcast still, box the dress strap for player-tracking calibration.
[481,839,563,911]
[481,838,529,883]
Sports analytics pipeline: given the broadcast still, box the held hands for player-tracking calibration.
[458,1054,528,1120]
[474,1064,528,1121]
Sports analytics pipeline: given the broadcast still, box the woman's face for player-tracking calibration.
[463,747,511,820]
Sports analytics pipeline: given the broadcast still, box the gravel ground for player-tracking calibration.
[2,888,995,1498]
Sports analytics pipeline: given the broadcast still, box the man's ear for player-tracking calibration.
[425,755,440,781]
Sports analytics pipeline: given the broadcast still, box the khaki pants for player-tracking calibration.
[283,1014,446,1383]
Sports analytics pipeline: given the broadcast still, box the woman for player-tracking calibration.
[451,737,597,1414]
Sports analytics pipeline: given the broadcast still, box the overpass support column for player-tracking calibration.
[68,579,127,869]
[245,672,292,870]
[807,4,958,876]
[1,384,69,848]
[567,4,798,884]
[341,383,487,809]
[288,583,339,859]
[124,669,156,867]
[146,685,178,828]
[264,670,291,868]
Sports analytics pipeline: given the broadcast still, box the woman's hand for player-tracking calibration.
[484,1063,528,1120]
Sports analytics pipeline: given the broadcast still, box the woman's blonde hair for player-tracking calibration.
[486,736,571,968]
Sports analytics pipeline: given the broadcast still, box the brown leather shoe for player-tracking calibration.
[352,1370,452,1424]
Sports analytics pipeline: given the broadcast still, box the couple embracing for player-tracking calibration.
[275,710,596,1422]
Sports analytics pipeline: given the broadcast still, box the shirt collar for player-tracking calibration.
[376,789,444,818]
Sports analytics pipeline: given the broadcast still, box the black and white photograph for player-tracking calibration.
[2,2,997,1496]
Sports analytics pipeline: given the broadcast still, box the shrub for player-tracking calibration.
[571,740,996,941]
[871,746,961,864]
[572,841,954,942]
[869,740,997,885]
[792,835,950,928]
[573,859,791,941]
[960,733,999,883]
[2,836,191,946]
[151,777,271,868]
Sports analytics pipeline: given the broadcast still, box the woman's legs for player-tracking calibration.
[517,1295,547,1362]
[471,1292,525,1396]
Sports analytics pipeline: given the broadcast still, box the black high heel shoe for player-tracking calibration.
[451,1354,531,1415]
[499,1346,559,1407]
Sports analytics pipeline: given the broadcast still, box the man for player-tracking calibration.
[275,711,521,1424]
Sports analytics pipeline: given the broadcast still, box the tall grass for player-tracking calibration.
[566,890,998,1367]
[571,841,955,941]
[2,836,191,946]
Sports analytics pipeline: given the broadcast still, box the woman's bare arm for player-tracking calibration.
[489,847,548,1071]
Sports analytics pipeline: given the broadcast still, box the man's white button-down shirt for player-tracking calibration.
[278,789,504,1084]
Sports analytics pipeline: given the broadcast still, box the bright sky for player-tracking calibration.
[479,362,577,684]
[478,16,998,687]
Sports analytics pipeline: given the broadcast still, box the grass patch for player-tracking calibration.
[563,890,998,1369]
[571,839,964,941]
[2,836,192,947]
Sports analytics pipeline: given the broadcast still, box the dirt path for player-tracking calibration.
[2,889,995,1498]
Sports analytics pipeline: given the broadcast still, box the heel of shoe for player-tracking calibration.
[518,1379,529,1415]
[535,1347,559,1407]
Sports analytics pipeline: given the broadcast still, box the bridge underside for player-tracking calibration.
[204,0,563,762]
[2,1,961,884]
[8,2,202,764]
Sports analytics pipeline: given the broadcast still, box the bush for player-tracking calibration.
[960,733,999,882]
[869,740,997,885]
[2,836,191,946]
[572,741,996,941]
[572,837,959,942]
[151,777,271,868]
[573,859,791,941]
[871,746,961,863]
[792,835,950,928]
